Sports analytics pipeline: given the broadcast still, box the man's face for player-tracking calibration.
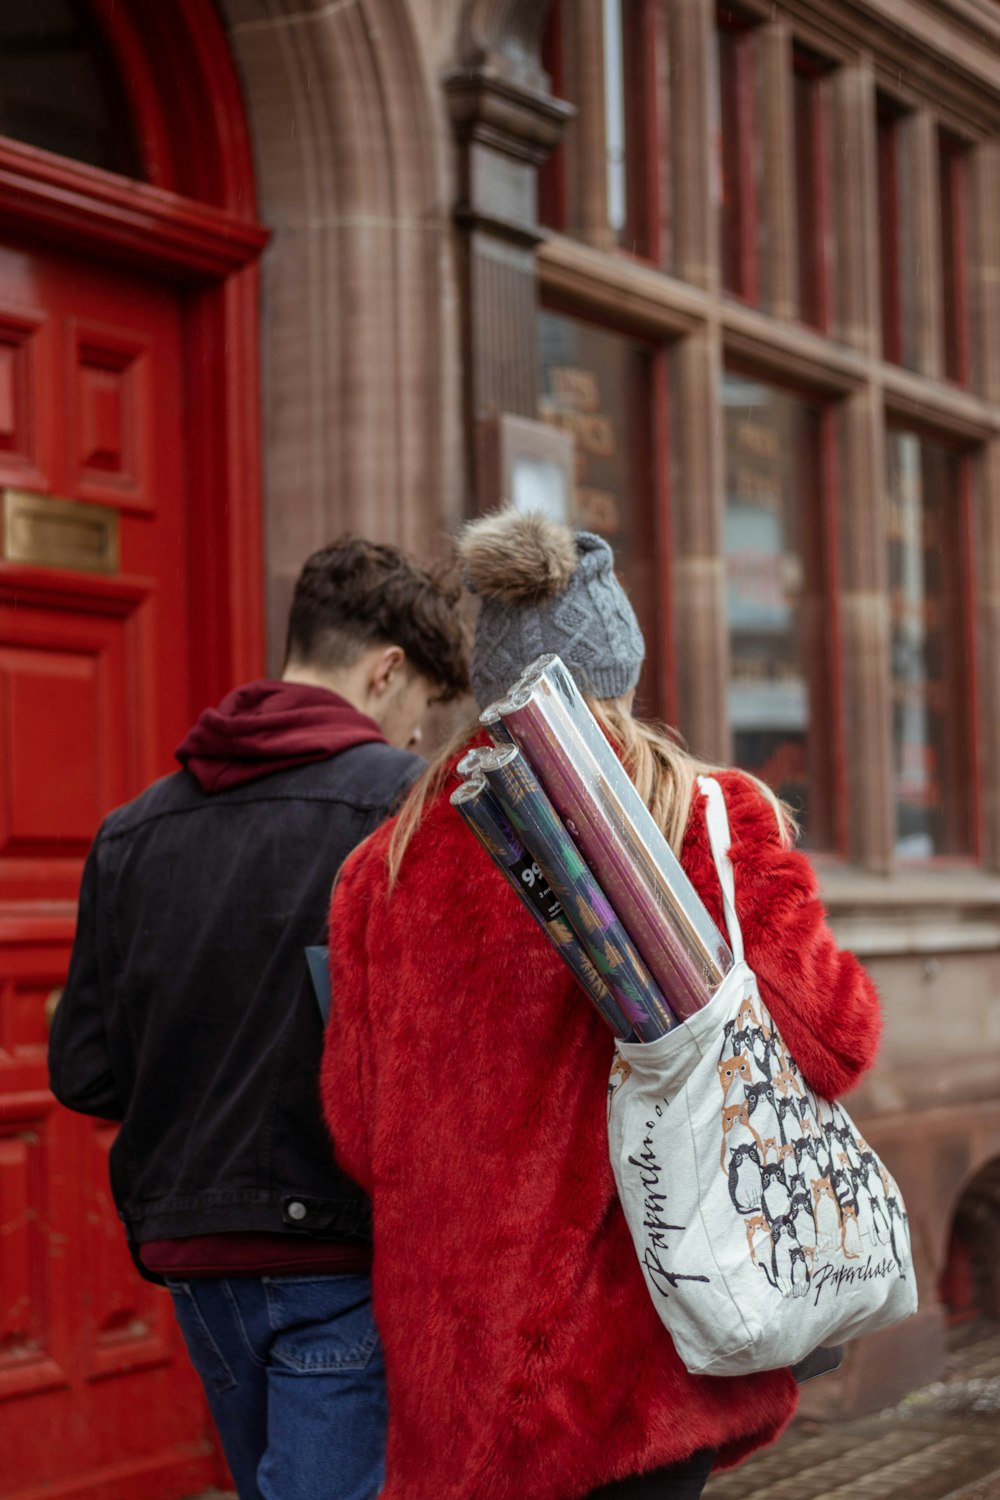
[377,669,440,751]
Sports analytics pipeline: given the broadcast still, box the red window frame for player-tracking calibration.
[537,298,675,723]
[619,0,661,262]
[939,129,970,387]
[721,366,845,855]
[884,427,980,862]
[793,47,833,332]
[716,6,759,303]
[538,0,661,265]
[877,95,904,365]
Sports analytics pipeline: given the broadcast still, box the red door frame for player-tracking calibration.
[0,0,269,725]
[0,5,266,1489]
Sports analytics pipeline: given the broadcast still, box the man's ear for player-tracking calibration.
[369,645,405,698]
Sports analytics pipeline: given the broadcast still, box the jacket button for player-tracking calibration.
[287,1200,308,1222]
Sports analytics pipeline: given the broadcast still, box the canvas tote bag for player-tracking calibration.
[607,775,917,1377]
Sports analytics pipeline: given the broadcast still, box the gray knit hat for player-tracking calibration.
[458,509,645,709]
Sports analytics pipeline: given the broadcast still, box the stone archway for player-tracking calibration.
[216,0,463,663]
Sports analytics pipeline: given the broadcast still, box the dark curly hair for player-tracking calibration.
[284,536,468,701]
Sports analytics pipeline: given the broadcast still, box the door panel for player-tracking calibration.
[0,239,218,1496]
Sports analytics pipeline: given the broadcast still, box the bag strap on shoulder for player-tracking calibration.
[696,775,745,963]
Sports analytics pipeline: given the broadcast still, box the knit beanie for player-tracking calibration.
[458,509,645,709]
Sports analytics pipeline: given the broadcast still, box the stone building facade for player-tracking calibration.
[1,1,999,1493]
[224,0,1000,1414]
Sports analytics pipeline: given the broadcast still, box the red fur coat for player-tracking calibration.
[321,765,881,1500]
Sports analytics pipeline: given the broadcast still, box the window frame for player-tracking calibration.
[721,362,846,855]
[537,294,676,724]
[883,420,981,863]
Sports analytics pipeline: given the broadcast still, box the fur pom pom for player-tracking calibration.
[458,509,578,605]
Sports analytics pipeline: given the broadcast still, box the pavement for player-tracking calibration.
[188,1324,1000,1500]
[703,1324,1000,1500]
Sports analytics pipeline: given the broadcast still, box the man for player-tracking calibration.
[48,537,468,1500]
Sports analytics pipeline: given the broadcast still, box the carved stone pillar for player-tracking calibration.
[666,0,717,292]
[672,330,730,763]
[970,140,1000,869]
[445,0,573,494]
[831,61,879,355]
[839,389,895,873]
[899,111,944,378]
[757,20,798,322]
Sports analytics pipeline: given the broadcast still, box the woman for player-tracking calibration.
[321,510,881,1500]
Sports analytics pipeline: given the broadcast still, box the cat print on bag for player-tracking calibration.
[715,980,913,1308]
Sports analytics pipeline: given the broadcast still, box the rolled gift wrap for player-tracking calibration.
[450,776,632,1038]
[457,746,491,778]
[479,701,515,748]
[479,745,675,1041]
[501,656,732,1019]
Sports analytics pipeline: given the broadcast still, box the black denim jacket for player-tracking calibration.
[48,744,420,1280]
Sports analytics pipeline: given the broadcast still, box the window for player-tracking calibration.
[539,0,656,258]
[793,49,832,331]
[939,130,969,386]
[713,8,759,302]
[0,0,141,176]
[532,1,996,872]
[876,95,927,372]
[887,431,973,858]
[723,373,836,849]
[537,310,666,714]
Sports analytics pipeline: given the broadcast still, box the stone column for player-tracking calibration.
[899,110,944,378]
[445,0,573,484]
[672,329,730,763]
[665,0,717,292]
[839,390,895,872]
[832,61,894,870]
[560,0,612,249]
[970,140,1000,870]
[756,20,798,322]
[831,59,880,355]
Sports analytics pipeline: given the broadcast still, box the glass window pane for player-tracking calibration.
[793,54,831,332]
[538,0,652,256]
[537,310,663,714]
[723,372,833,848]
[939,130,969,387]
[887,431,971,857]
[0,0,141,177]
[712,8,758,302]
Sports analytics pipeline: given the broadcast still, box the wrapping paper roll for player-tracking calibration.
[478,702,515,747]
[500,657,732,1019]
[457,747,491,778]
[479,746,675,1041]
[450,776,632,1038]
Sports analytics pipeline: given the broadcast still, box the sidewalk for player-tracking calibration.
[703,1326,1000,1500]
[188,1326,1000,1500]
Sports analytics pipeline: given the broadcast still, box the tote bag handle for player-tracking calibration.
[696,775,745,965]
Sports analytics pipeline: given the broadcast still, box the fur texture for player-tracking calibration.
[321,765,882,1500]
[458,509,578,604]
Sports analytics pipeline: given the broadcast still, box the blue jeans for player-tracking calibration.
[166,1274,386,1500]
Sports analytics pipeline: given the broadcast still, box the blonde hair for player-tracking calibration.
[386,697,797,886]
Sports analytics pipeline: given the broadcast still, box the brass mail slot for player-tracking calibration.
[2,488,120,574]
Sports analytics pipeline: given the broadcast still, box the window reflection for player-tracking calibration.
[537,310,662,713]
[887,431,971,857]
[723,373,832,847]
[0,0,141,177]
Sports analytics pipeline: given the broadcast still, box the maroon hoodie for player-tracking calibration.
[176,679,387,792]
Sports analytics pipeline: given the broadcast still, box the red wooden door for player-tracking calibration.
[0,240,221,1498]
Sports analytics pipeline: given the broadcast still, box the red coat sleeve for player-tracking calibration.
[682,770,882,1101]
[320,835,384,1195]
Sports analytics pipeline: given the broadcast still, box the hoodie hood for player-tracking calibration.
[176,679,387,793]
